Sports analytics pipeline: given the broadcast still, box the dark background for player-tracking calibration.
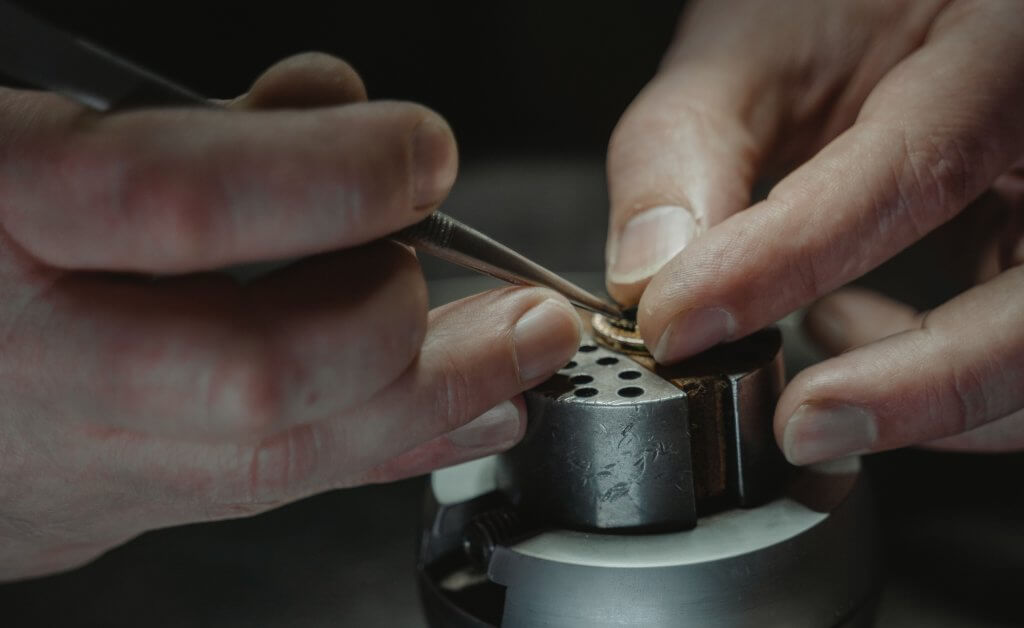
[15,0,681,159]
[1,2,1023,626]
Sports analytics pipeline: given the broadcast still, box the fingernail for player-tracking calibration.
[448,400,523,448]
[782,403,879,465]
[513,298,583,383]
[608,205,698,284]
[652,306,735,363]
[411,117,457,209]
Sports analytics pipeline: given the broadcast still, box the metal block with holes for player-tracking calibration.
[421,324,880,628]
[496,338,695,530]
[495,326,787,531]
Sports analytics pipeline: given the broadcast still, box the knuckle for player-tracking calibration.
[0,129,105,266]
[432,348,474,435]
[322,102,451,222]
[915,313,988,435]
[784,235,827,302]
[751,193,833,305]
[948,362,992,433]
[891,130,975,237]
[786,365,831,406]
[608,93,691,182]
[205,338,285,439]
[239,424,322,505]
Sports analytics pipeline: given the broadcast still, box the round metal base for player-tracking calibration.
[418,456,879,628]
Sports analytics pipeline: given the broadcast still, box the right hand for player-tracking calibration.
[0,53,581,581]
[602,0,1024,465]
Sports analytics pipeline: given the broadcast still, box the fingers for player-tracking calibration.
[6,241,428,440]
[0,89,457,272]
[805,283,1024,455]
[311,287,583,484]
[604,38,775,305]
[602,0,945,305]
[357,396,529,484]
[7,274,578,468]
[804,287,919,355]
[230,52,367,110]
[924,410,1024,453]
[32,288,578,534]
[166,287,579,509]
[640,1,1024,362]
[0,286,579,574]
[604,70,766,304]
[775,265,1024,465]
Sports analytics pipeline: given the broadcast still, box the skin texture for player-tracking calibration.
[605,1,1024,463]
[0,53,582,580]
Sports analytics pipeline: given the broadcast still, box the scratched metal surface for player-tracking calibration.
[503,336,697,529]
[0,159,1020,627]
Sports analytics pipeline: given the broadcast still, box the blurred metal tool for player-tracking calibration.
[393,214,622,316]
[0,0,624,318]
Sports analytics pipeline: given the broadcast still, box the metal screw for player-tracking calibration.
[462,506,521,568]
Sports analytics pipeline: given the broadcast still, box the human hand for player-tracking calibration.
[604,1,1024,464]
[0,53,581,580]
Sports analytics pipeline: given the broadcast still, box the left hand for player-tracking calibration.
[602,0,1024,464]
[0,52,582,581]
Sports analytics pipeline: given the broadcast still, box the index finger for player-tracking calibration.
[0,89,457,272]
[639,1,1024,362]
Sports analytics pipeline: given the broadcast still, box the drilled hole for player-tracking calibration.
[579,344,598,352]
[617,386,644,398]
[596,356,619,366]
[563,360,577,369]
[574,387,599,398]
[618,370,642,380]
[570,374,593,385]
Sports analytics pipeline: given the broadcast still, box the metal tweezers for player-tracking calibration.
[0,0,623,318]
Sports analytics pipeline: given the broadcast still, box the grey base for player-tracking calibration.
[422,455,879,627]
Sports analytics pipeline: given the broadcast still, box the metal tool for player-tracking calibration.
[394,213,622,316]
[0,0,623,318]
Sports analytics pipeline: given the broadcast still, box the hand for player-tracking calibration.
[0,53,581,580]
[604,1,1024,464]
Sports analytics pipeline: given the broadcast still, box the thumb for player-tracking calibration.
[604,64,771,306]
